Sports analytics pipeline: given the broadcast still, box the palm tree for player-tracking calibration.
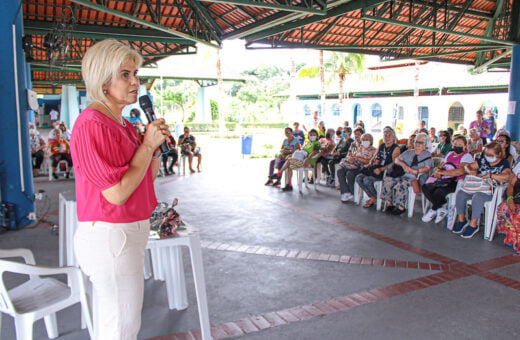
[299,51,365,116]
[325,52,364,115]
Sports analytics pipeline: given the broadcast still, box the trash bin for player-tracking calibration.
[241,135,253,155]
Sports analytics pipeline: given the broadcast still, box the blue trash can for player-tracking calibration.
[241,135,253,155]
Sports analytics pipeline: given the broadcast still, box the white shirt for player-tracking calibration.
[49,109,59,120]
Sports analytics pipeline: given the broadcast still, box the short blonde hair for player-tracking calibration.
[81,39,143,103]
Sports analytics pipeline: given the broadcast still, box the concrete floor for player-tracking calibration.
[1,135,520,339]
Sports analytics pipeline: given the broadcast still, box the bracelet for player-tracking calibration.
[507,196,515,202]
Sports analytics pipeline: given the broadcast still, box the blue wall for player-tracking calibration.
[0,0,35,227]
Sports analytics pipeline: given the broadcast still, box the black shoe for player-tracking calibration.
[168,167,175,175]
[282,185,293,192]
[65,172,70,179]
[391,207,406,215]
[384,205,395,213]
[273,179,281,187]
[308,177,314,184]
[52,173,58,180]
[265,179,273,186]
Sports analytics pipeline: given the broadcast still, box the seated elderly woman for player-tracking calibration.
[496,133,516,165]
[380,133,434,215]
[324,127,353,186]
[453,141,512,238]
[316,128,336,184]
[421,135,473,223]
[266,127,301,187]
[337,133,377,202]
[496,162,520,253]
[355,127,401,208]
[468,128,483,156]
[276,129,321,192]
[49,128,73,179]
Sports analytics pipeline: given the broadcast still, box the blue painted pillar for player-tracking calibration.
[0,0,36,227]
[506,45,520,141]
[26,63,35,124]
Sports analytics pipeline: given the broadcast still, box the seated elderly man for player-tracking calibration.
[29,124,46,177]
[179,126,202,173]
[381,132,433,215]
[49,128,73,179]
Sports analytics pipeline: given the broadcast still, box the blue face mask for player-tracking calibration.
[342,133,347,138]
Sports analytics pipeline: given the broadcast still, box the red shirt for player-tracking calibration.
[70,108,157,223]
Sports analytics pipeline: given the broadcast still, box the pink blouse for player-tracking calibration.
[70,108,157,223]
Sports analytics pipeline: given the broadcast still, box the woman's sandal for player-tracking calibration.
[363,198,376,208]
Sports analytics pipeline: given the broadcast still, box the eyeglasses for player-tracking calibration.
[497,140,506,143]
[414,141,425,144]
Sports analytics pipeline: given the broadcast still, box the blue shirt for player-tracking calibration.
[294,130,305,145]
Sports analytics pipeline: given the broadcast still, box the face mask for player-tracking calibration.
[326,133,332,139]
[29,129,36,135]
[309,135,317,142]
[336,131,342,136]
[485,155,497,163]
[453,146,464,154]
[361,141,370,148]
[342,133,347,138]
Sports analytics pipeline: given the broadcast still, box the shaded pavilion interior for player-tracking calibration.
[23,0,519,94]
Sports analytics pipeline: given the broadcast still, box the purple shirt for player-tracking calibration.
[469,120,490,138]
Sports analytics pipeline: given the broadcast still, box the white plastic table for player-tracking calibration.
[146,225,211,340]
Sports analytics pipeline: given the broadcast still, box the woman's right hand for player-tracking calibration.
[143,119,169,151]
[508,199,516,214]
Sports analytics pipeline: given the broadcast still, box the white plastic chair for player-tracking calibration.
[0,248,93,340]
[354,170,385,211]
[296,167,317,193]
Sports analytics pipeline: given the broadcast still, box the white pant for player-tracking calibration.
[74,220,150,340]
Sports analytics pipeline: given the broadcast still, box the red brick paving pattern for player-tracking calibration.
[148,195,520,339]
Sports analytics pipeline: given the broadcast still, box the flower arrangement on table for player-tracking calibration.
[149,198,186,239]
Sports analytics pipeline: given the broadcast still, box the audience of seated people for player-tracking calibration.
[356,127,401,208]
[338,132,377,202]
[453,142,511,238]
[467,128,483,156]
[264,118,520,252]
[265,127,301,187]
[496,162,520,253]
[49,128,73,179]
[316,129,336,184]
[421,135,473,223]
[434,130,452,157]
[29,123,46,177]
[293,122,305,145]
[162,134,179,175]
[179,126,202,173]
[274,129,321,192]
[380,133,433,215]
[326,127,354,187]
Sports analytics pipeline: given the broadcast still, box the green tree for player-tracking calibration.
[326,52,364,113]
[299,52,365,115]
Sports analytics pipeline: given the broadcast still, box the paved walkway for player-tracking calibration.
[1,136,519,339]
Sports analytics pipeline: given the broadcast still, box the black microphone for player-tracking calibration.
[139,95,171,154]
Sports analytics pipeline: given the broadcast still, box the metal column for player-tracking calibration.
[506,45,520,141]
